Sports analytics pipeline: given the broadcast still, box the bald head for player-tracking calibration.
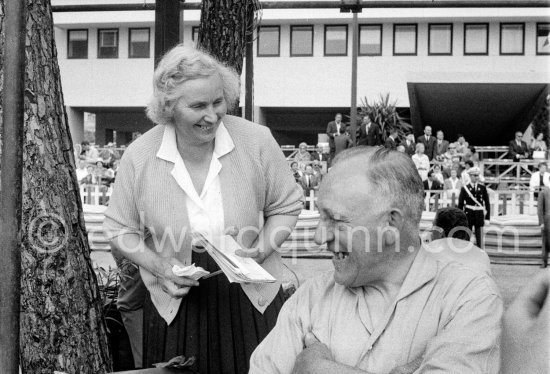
[326,147,425,225]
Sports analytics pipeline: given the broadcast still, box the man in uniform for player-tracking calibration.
[458,166,490,248]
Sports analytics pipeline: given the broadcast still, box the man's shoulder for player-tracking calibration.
[433,256,500,299]
[291,271,339,302]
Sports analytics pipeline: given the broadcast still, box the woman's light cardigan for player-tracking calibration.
[103,115,304,324]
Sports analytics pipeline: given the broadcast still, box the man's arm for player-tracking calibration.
[483,186,491,219]
[508,141,519,160]
[291,333,422,374]
[249,284,310,374]
[457,187,465,209]
[326,122,335,139]
[414,278,503,374]
[538,188,547,225]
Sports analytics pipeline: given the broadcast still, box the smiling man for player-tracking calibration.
[250,147,502,374]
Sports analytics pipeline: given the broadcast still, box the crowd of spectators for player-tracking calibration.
[289,116,549,199]
[76,141,121,187]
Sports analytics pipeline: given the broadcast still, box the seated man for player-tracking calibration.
[250,147,502,374]
[428,207,491,275]
[508,131,529,161]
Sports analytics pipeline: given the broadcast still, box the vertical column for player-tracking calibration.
[0,0,26,372]
[66,107,84,146]
[154,0,181,66]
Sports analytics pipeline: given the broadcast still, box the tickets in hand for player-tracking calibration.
[190,232,276,284]
[172,264,210,280]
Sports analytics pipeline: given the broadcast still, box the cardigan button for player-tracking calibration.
[258,297,266,307]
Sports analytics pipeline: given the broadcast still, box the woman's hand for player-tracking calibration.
[225,226,269,264]
[156,257,199,298]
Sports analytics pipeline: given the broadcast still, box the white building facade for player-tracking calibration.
[52,1,550,146]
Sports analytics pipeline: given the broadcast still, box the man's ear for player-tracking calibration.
[388,209,405,231]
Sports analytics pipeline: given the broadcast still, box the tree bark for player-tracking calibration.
[198,0,260,112]
[0,1,112,372]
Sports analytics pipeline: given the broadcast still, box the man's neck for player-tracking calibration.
[364,238,420,299]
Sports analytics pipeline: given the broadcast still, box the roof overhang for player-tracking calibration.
[407,72,549,145]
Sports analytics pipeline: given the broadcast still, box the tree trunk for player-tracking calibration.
[0,1,112,372]
[198,0,259,112]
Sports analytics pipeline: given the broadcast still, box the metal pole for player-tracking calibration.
[0,0,26,372]
[350,12,358,145]
[154,0,180,67]
[51,0,550,12]
[244,6,254,121]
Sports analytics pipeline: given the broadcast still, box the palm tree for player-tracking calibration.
[359,93,412,142]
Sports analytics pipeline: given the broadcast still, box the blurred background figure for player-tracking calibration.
[428,207,491,275]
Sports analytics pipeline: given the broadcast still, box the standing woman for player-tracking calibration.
[103,46,303,373]
[412,142,430,181]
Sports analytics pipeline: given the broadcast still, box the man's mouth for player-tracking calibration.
[333,251,350,260]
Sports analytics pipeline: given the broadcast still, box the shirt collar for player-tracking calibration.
[156,121,234,163]
[394,247,438,301]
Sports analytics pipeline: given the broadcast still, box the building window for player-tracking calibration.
[290,25,313,56]
[428,24,452,55]
[98,29,119,58]
[359,24,382,56]
[500,23,524,55]
[257,26,280,57]
[129,28,150,58]
[324,25,348,56]
[536,23,550,55]
[393,24,417,55]
[464,23,489,55]
[67,29,88,59]
[192,26,199,45]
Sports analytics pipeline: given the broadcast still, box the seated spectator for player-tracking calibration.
[311,144,329,163]
[443,168,463,201]
[428,207,491,275]
[94,160,113,186]
[453,134,469,158]
[290,161,303,183]
[250,147,502,374]
[424,170,443,191]
[396,144,406,153]
[295,142,312,162]
[333,127,353,158]
[99,142,121,167]
[75,160,89,183]
[434,130,449,161]
[79,141,99,163]
[431,164,445,184]
[441,143,459,169]
[311,160,324,180]
[80,165,97,185]
[529,162,550,192]
[530,132,548,160]
[404,133,416,156]
[509,131,530,161]
[412,143,430,181]
[299,165,320,196]
[462,145,480,165]
[461,160,474,186]
[384,128,398,150]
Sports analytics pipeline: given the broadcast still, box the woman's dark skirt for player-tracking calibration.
[142,251,285,374]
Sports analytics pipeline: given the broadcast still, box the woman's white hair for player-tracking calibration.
[146,45,240,126]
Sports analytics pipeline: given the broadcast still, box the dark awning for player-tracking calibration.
[407,72,549,145]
